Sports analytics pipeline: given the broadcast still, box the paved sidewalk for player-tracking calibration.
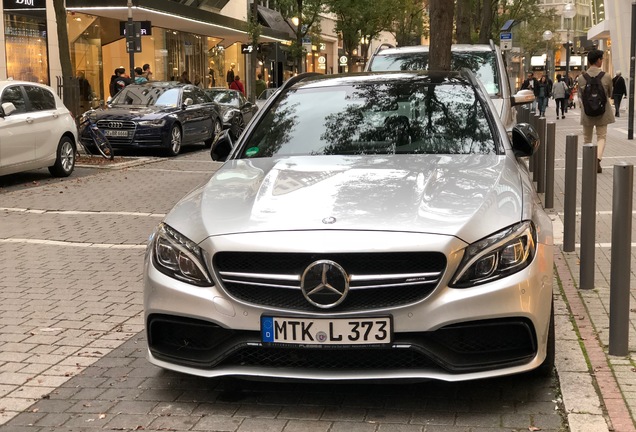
[544,103,636,432]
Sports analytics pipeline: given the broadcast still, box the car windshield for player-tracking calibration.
[206,90,239,107]
[240,78,496,158]
[111,86,181,107]
[369,51,499,95]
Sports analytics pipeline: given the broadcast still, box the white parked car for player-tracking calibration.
[0,80,78,177]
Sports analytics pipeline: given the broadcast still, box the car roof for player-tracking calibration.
[285,70,478,91]
[374,44,494,56]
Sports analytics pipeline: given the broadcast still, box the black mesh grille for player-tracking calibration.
[220,346,436,370]
[214,252,447,311]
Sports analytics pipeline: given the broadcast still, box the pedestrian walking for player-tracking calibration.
[142,64,153,81]
[255,73,267,98]
[521,72,538,112]
[229,75,245,95]
[134,67,148,84]
[552,74,568,119]
[536,75,550,116]
[577,49,615,173]
[108,67,131,99]
[612,70,627,117]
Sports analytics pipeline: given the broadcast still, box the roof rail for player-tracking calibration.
[279,72,322,92]
[371,43,396,58]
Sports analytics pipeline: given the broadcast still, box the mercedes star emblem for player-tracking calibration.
[300,260,349,309]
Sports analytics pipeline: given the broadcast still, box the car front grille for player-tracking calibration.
[213,252,447,311]
[96,120,137,145]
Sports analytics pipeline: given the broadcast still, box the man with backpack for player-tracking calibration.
[577,49,614,173]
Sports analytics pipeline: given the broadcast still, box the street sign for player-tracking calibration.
[500,32,512,51]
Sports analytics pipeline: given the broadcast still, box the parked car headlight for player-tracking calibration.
[222,110,235,123]
[138,119,166,127]
[151,223,212,286]
[450,221,536,288]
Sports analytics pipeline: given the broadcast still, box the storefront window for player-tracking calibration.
[4,9,48,84]
[68,13,101,111]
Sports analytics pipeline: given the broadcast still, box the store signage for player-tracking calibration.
[3,0,45,8]
[241,44,261,54]
[339,56,347,66]
[119,21,152,36]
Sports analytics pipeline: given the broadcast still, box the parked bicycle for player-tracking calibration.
[78,113,114,160]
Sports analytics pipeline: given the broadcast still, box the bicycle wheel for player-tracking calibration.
[90,125,114,160]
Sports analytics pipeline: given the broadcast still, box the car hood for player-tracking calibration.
[165,154,524,244]
[93,105,175,119]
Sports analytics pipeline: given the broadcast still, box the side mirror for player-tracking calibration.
[1,102,16,117]
[511,89,535,107]
[182,98,193,108]
[511,122,540,157]
[211,129,233,162]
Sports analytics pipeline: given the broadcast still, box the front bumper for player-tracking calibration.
[143,230,553,382]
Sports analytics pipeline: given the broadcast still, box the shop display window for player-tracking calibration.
[4,12,48,84]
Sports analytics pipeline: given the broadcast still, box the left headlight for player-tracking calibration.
[151,223,213,286]
[222,110,235,123]
[450,221,536,288]
[138,119,166,127]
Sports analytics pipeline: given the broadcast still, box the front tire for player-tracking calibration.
[166,125,182,156]
[48,137,75,177]
[205,119,223,148]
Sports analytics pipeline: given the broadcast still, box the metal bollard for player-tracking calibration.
[563,135,578,252]
[536,117,547,193]
[609,163,633,356]
[544,122,556,208]
[579,144,598,290]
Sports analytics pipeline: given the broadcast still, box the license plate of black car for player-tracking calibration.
[261,316,391,345]
[104,130,129,137]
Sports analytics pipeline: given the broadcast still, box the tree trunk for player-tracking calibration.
[53,0,72,79]
[478,0,493,44]
[455,0,471,44]
[428,0,453,71]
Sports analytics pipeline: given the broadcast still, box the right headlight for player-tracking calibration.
[450,221,536,288]
[150,223,212,287]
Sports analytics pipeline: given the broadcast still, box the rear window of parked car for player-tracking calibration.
[24,86,55,111]
[241,79,497,158]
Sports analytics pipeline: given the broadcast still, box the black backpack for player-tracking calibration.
[581,71,607,117]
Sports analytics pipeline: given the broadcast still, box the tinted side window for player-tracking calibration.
[182,88,195,104]
[191,87,208,104]
[24,86,56,111]
[1,86,27,114]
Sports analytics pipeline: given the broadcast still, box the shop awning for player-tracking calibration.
[66,0,292,45]
[257,6,295,40]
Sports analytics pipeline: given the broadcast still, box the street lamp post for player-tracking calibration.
[563,2,577,87]
[543,30,553,81]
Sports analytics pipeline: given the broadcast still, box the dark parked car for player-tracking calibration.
[144,71,554,382]
[80,82,223,156]
[204,88,257,139]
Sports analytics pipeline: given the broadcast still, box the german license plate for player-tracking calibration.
[261,316,391,345]
[104,130,129,137]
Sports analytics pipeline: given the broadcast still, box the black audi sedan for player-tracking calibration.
[80,82,223,156]
[204,88,257,139]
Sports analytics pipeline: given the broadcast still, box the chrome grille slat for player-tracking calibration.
[97,120,137,129]
[214,252,447,312]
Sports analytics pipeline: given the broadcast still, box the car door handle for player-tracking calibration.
[26,117,33,124]
[53,113,59,118]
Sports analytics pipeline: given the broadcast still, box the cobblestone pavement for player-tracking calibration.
[0,143,581,431]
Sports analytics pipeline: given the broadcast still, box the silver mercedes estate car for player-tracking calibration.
[144,70,554,382]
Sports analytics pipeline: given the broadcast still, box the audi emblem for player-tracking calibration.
[107,121,123,129]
